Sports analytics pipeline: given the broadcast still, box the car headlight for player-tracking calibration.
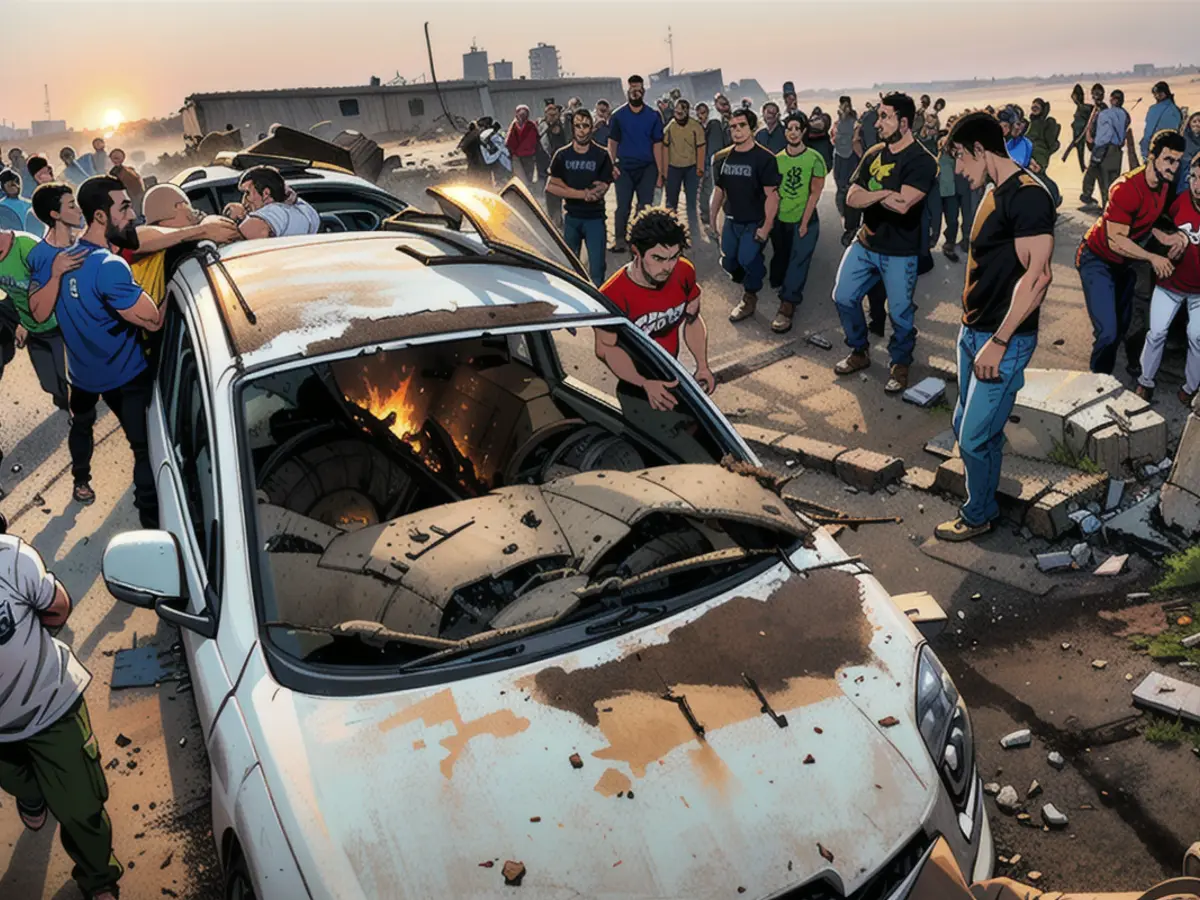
[915,645,974,809]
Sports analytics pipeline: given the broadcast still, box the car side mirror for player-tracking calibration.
[103,531,185,609]
[103,531,217,639]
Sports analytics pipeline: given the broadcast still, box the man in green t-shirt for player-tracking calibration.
[0,225,68,410]
[771,112,827,332]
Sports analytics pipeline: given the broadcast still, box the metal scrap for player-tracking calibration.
[742,673,788,728]
[662,689,706,739]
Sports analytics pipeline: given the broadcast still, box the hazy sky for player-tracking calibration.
[5,0,1199,130]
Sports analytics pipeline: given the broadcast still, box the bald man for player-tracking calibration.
[128,184,239,303]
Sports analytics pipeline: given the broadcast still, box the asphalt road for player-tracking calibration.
[1,162,1196,898]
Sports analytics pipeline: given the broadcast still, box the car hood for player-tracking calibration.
[241,538,939,900]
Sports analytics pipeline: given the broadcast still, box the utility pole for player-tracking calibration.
[665,27,674,75]
[44,84,51,119]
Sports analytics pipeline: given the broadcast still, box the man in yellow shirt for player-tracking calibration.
[663,99,707,240]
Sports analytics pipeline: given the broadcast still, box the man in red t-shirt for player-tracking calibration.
[596,207,716,411]
[1138,152,1200,405]
[1076,130,1189,374]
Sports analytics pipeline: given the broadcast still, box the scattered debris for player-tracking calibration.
[1027,871,1043,882]
[1037,551,1074,572]
[161,851,174,869]
[1027,780,1042,799]
[1068,509,1102,536]
[983,782,1001,796]
[1182,633,1200,650]
[1127,592,1152,601]
[817,843,835,863]
[1091,659,1108,670]
[1105,479,1125,511]
[520,510,542,529]
[902,377,948,408]
[115,734,132,748]
[878,716,900,728]
[32,492,44,505]
[1001,729,1032,749]
[1043,804,1070,828]
[1009,854,1023,866]
[111,645,187,690]
[803,754,815,765]
[1048,751,1066,770]
[501,860,526,886]
[479,861,494,868]
[1093,554,1129,577]
[1070,542,1092,568]
[995,785,1020,814]
[807,334,833,351]
[1061,643,1071,651]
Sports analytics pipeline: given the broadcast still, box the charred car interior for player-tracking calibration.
[242,326,813,670]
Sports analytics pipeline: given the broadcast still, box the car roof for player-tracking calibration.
[201,231,612,369]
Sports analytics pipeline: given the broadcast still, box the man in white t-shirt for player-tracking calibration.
[0,518,122,900]
[223,165,321,239]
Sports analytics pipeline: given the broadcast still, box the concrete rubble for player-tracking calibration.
[1047,751,1065,770]
[1000,729,1032,749]
[1132,672,1200,725]
[1159,412,1200,536]
[1042,804,1070,829]
[995,785,1021,814]
[1093,554,1129,577]
[902,376,947,408]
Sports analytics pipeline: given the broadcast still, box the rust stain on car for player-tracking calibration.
[527,570,872,782]
[378,689,531,778]
[593,767,634,797]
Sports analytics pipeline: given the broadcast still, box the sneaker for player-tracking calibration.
[73,482,96,505]
[834,350,871,375]
[935,517,993,542]
[885,364,910,393]
[17,799,46,831]
[729,292,758,323]
[942,244,960,262]
[770,302,795,333]
[1135,384,1154,402]
[1180,387,1198,408]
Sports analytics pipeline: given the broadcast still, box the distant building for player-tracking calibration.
[0,123,31,140]
[648,68,725,105]
[529,43,560,81]
[492,59,513,81]
[31,119,68,136]
[463,45,489,81]
[1132,63,1156,77]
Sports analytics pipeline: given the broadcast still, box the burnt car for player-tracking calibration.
[101,182,992,899]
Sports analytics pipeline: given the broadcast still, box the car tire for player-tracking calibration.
[224,845,257,900]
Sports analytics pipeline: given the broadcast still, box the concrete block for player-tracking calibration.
[1006,369,1124,460]
[1159,482,1200,537]
[1027,491,1071,539]
[902,377,947,407]
[1165,413,1200,493]
[835,448,905,492]
[1037,551,1075,572]
[735,424,789,449]
[1105,479,1126,511]
[1104,491,1178,554]
[775,433,847,472]
[924,428,958,460]
[1132,672,1200,725]
[935,457,967,495]
[902,466,938,491]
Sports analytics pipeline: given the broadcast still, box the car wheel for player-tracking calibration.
[224,846,257,900]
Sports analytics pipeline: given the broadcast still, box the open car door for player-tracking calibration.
[424,180,591,282]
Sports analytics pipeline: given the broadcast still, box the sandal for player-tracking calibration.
[73,482,96,505]
[17,799,46,831]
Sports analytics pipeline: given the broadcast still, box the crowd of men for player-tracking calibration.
[0,157,326,899]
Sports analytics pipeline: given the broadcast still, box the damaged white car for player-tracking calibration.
[102,183,992,899]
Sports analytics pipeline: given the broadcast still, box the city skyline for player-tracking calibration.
[2,0,1197,130]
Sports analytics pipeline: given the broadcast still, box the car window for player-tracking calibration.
[304,190,401,221]
[188,190,217,217]
[156,300,183,417]
[171,323,221,590]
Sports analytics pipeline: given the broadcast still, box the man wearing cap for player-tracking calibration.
[1141,81,1183,164]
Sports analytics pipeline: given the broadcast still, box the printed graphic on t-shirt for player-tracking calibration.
[866,156,896,191]
[631,301,688,342]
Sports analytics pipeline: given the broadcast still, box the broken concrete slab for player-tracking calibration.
[1132,672,1200,724]
[920,535,1061,596]
[901,466,938,491]
[924,428,958,460]
[1026,491,1072,540]
[775,434,847,473]
[902,376,947,408]
[1104,479,1126,511]
[1093,554,1129,577]
[1070,542,1092,567]
[734,423,789,449]
[1037,551,1075,572]
[1068,509,1102,536]
[834,448,905,493]
[1159,413,1200,535]
[1042,804,1070,829]
[1181,632,1200,650]
[1001,729,1032,749]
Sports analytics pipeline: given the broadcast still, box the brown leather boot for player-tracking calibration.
[834,350,871,375]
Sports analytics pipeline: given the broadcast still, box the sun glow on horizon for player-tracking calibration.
[102,108,124,129]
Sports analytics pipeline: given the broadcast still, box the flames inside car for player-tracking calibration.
[241,324,813,668]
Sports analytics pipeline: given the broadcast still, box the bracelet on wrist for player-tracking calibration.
[992,335,1009,347]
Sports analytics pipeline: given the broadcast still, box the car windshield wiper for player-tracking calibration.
[572,546,774,604]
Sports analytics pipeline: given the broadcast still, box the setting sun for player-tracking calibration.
[102,108,124,129]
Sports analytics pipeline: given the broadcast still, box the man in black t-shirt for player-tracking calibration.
[831,92,937,393]
[709,108,782,323]
[548,109,614,286]
[936,112,1055,543]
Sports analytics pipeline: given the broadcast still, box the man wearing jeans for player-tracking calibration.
[831,92,937,394]
[607,75,665,253]
[1077,130,1187,375]
[1137,152,1200,406]
[662,99,706,241]
[772,112,826,333]
[935,112,1055,542]
[0,521,122,900]
[28,176,167,526]
[1081,89,1131,208]
[547,108,614,286]
[710,108,781,324]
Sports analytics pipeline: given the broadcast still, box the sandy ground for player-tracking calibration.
[2,71,1198,900]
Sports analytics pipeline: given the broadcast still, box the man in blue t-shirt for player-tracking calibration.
[28,175,166,526]
[606,74,666,254]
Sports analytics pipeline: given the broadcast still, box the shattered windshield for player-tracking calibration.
[240,322,810,674]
